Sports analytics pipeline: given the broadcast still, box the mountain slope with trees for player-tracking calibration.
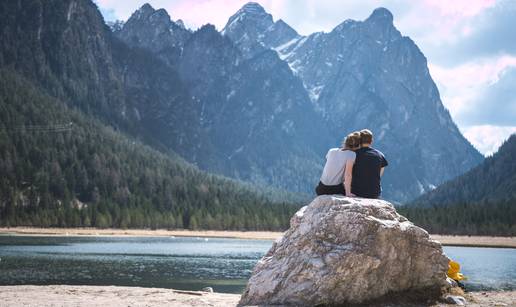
[398,135,516,235]
[411,134,516,205]
[0,69,299,230]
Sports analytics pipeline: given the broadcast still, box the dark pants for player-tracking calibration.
[315,181,345,196]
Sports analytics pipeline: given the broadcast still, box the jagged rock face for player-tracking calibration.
[240,196,450,305]
[114,4,330,193]
[0,0,127,122]
[0,0,200,157]
[112,40,201,157]
[219,50,331,190]
[222,2,300,58]
[114,3,191,66]
[178,25,240,107]
[178,25,331,191]
[229,4,483,201]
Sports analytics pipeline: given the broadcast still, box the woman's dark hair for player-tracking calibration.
[343,132,361,150]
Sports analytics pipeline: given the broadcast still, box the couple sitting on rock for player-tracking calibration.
[316,129,388,198]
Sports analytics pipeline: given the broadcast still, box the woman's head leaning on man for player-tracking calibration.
[342,131,361,151]
[316,129,380,198]
[343,129,374,151]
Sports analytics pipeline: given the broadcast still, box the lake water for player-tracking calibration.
[0,235,514,293]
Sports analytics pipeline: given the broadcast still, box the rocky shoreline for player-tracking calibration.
[0,285,513,306]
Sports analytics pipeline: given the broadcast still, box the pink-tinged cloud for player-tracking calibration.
[423,0,496,17]
[430,55,516,89]
[396,0,495,48]
[429,55,516,119]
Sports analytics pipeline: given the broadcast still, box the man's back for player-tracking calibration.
[351,147,388,198]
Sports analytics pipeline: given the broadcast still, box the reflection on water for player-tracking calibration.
[0,235,514,293]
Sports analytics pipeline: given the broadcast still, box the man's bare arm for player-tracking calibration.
[380,167,385,177]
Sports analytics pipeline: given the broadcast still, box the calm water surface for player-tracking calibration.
[0,235,514,293]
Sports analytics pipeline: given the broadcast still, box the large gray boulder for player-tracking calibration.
[239,196,449,306]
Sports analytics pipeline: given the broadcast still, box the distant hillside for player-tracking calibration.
[398,135,516,236]
[413,135,516,205]
[0,69,299,230]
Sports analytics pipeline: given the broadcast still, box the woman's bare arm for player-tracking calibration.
[344,159,355,197]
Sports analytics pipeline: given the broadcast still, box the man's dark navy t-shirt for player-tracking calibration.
[351,147,388,198]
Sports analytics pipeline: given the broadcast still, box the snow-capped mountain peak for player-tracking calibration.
[223,5,482,201]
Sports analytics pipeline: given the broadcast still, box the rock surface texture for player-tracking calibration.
[240,196,450,306]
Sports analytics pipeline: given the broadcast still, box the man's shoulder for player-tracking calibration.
[371,147,388,166]
[355,147,371,155]
[371,147,386,157]
[356,147,386,159]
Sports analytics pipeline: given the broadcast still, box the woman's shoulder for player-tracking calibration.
[345,150,356,157]
[328,148,355,158]
[327,147,341,154]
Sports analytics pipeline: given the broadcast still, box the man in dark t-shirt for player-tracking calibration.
[351,129,388,198]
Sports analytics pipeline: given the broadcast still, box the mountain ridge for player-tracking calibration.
[111,1,482,202]
[220,3,482,201]
[1,0,483,203]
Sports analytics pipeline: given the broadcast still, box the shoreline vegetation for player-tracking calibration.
[0,285,513,307]
[0,227,515,248]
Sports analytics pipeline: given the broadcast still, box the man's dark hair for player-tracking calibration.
[360,129,373,145]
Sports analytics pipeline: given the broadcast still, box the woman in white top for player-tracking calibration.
[315,132,361,197]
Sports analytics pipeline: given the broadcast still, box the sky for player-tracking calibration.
[96,0,516,156]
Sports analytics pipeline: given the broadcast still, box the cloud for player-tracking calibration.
[98,7,117,22]
[422,0,495,17]
[464,67,516,126]
[426,2,516,65]
[429,55,516,154]
[95,0,150,20]
[429,56,516,127]
[462,125,516,156]
[428,55,516,107]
